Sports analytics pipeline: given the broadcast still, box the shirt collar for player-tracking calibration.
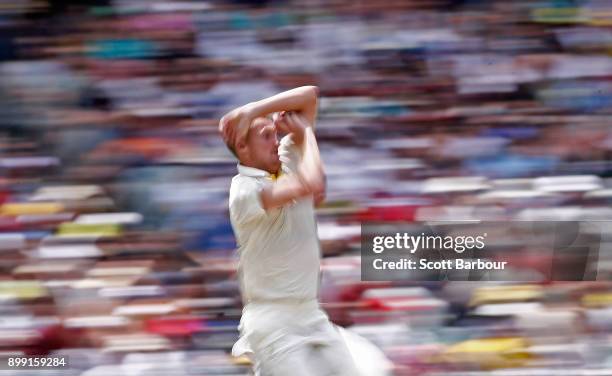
[237,164,271,178]
[237,164,282,180]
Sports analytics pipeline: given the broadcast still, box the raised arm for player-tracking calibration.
[260,112,326,210]
[219,86,318,147]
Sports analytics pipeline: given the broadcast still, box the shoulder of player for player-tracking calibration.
[230,175,265,200]
[231,173,266,185]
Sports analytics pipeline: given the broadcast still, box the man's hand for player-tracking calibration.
[219,105,253,147]
[272,111,289,134]
[273,111,309,145]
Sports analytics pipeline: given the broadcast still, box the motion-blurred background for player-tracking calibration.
[1,0,612,374]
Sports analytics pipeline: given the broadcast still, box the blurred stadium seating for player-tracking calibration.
[0,0,612,374]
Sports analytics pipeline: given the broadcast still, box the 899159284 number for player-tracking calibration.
[3,356,68,369]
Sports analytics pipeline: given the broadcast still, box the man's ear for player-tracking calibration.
[235,140,248,159]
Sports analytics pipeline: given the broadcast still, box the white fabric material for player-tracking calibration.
[229,135,392,375]
[338,327,394,376]
[229,135,320,303]
[234,299,360,376]
[232,299,392,375]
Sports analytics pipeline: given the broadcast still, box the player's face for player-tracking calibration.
[246,118,281,174]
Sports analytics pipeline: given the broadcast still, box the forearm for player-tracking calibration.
[260,127,325,211]
[260,175,309,211]
[246,86,318,119]
[220,86,319,148]
[297,127,325,194]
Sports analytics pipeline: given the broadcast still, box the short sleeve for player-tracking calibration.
[229,178,266,226]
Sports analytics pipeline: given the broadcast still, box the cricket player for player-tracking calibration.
[219,86,391,375]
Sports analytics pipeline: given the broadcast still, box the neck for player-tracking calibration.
[240,160,277,175]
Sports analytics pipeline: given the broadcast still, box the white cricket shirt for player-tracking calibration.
[228,137,393,376]
[228,135,321,303]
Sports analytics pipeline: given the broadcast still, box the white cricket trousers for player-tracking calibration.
[232,299,392,376]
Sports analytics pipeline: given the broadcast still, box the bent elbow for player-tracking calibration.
[310,85,320,97]
[304,86,319,102]
[314,177,325,196]
[306,174,325,197]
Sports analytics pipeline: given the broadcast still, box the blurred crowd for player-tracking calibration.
[1,0,612,374]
